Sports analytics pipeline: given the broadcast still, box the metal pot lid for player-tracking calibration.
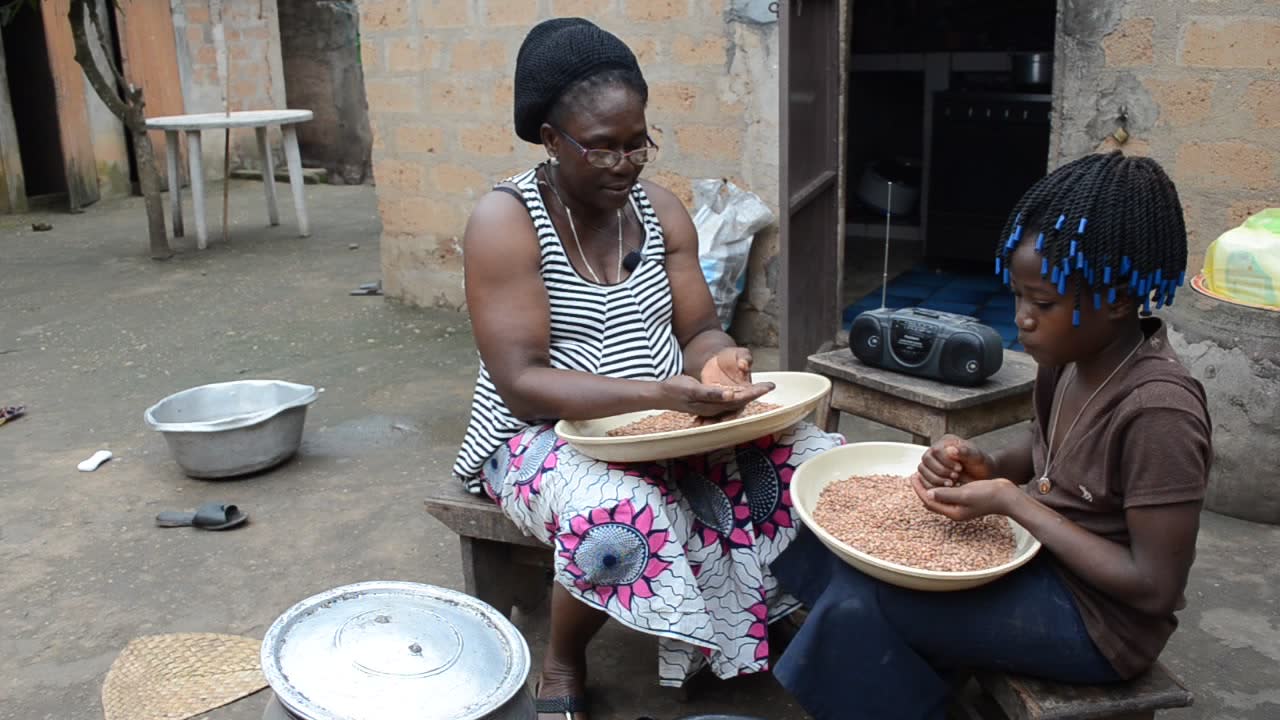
[261,581,531,720]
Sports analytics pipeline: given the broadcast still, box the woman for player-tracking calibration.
[453,17,843,720]
[771,152,1211,719]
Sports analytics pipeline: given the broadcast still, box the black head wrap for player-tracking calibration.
[513,18,647,145]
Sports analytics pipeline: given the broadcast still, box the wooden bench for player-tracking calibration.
[951,663,1193,720]
[424,484,552,618]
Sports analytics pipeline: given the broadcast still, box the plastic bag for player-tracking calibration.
[692,179,775,330]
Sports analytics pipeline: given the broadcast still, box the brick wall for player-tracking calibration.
[359,0,782,342]
[173,0,288,177]
[1053,1,1280,271]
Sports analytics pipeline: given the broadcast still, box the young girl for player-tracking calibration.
[771,151,1212,720]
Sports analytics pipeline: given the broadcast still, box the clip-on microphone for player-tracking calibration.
[623,250,642,272]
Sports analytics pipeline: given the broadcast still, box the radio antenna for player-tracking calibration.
[880,181,893,310]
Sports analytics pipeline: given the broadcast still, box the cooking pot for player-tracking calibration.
[856,158,921,217]
[1012,52,1052,89]
[261,581,535,720]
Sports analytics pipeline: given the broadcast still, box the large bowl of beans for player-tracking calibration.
[791,442,1041,592]
[555,371,832,462]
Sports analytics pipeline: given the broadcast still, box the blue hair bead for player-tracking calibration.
[1121,256,1131,274]
[1062,258,1071,274]
[1041,258,1050,275]
[1072,308,1081,326]
[1069,240,1078,256]
[1177,271,1186,286]
[1103,266,1113,284]
[1035,233,1045,252]
[1077,253,1085,269]
[995,257,1002,274]
[1094,292,1102,310]
[1056,214,1066,230]
[1058,276,1068,295]
[1108,287,1118,304]
[1143,296,1152,314]
[1002,268,1011,285]
[1078,218,1088,234]
[1014,225,1024,241]
[1155,268,1163,285]
[1130,270,1140,287]
[1051,266,1060,283]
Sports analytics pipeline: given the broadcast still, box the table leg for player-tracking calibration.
[814,393,841,434]
[255,126,279,226]
[186,130,207,249]
[164,131,184,238]
[281,125,310,237]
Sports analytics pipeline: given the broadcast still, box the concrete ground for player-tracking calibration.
[1,183,1277,720]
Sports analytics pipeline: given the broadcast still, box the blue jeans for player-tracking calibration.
[772,530,1120,720]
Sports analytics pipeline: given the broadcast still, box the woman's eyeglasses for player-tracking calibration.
[555,127,659,169]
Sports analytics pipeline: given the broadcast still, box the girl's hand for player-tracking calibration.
[910,474,1017,522]
[700,346,754,388]
[917,435,997,489]
[659,375,774,417]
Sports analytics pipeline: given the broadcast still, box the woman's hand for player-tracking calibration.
[917,435,997,489]
[910,474,1018,521]
[699,346,753,388]
[659,375,774,417]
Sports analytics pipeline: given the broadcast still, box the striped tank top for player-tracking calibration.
[453,167,685,487]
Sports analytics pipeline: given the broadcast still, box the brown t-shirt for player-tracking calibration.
[1026,318,1212,679]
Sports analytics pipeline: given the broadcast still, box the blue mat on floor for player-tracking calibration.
[845,267,1023,349]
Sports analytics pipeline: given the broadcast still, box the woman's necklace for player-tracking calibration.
[543,165,623,285]
[1037,337,1146,495]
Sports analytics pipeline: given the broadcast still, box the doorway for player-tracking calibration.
[2,6,67,200]
[839,0,1058,353]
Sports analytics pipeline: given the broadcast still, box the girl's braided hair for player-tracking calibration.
[995,151,1188,325]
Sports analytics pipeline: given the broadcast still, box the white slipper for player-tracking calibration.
[78,449,113,472]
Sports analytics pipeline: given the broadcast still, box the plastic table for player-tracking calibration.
[146,109,314,248]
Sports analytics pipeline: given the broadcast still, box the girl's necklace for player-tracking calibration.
[1038,337,1145,495]
[543,165,623,285]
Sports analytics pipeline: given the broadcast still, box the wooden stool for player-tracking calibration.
[423,485,550,618]
[806,348,1037,445]
[951,663,1194,720]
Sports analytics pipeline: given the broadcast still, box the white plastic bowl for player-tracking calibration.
[555,372,831,462]
[791,442,1041,591]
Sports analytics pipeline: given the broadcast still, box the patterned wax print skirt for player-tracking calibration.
[478,421,844,687]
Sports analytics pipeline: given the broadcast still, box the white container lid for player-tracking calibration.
[261,581,531,720]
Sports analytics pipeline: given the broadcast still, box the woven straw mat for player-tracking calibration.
[101,633,267,720]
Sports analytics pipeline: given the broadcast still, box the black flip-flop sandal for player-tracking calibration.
[536,681,589,720]
[155,502,248,530]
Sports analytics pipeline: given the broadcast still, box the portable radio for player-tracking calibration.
[848,307,1004,386]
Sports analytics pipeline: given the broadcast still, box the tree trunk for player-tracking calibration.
[131,126,169,258]
[68,0,171,259]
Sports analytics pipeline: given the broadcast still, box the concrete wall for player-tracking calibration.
[172,0,288,178]
[84,0,131,199]
[359,0,782,341]
[278,0,372,184]
[1052,0,1280,270]
[1055,0,1280,523]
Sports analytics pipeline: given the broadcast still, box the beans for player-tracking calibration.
[607,401,782,437]
[812,474,1016,572]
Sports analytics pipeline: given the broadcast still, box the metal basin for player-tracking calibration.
[144,380,318,479]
